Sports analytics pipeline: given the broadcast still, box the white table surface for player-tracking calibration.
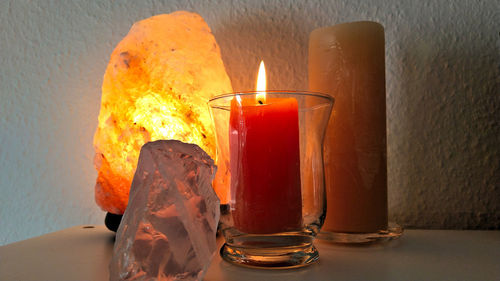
[0,225,499,281]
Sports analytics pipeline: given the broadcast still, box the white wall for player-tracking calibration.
[0,0,498,245]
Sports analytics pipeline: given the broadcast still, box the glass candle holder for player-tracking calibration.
[209,91,333,269]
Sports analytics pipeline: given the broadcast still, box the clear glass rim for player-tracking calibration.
[208,90,334,104]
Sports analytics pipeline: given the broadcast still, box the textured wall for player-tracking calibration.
[0,0,498,245]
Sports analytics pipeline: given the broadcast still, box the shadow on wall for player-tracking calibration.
[390,30,500,229]
[212,5,312,91]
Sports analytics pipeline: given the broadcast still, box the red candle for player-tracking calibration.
[229,96,302,234]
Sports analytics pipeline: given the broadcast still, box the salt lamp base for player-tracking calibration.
[220,237,319,269]
[317,222,403,244]
[104,212,123,232]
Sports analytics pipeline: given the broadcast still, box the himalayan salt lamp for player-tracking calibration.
[93,11,232,215]
[309,22,388,234]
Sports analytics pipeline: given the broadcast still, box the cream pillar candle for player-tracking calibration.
[309,21,388,233]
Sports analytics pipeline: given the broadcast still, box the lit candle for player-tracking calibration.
[309,22,388,233]
[230,61,302,234]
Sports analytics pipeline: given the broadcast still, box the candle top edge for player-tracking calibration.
[311,21,384,35]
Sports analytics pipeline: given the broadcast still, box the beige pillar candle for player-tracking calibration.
[309,21,388,233]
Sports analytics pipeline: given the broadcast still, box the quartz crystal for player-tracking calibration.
[93,11,232,214]
[109,140,220,281]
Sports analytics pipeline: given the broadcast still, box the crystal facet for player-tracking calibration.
[109,140,220,281]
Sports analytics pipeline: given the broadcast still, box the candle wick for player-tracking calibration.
[258,100,263,105]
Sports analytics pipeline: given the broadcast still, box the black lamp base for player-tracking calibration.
[105,212,123,232]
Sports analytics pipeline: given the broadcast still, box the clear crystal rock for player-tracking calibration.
[109,140,220,281]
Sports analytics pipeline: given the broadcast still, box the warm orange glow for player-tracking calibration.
[256,60,266,103]
[93,12,232,214]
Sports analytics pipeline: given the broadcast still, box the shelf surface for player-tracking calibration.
[0,225,499,280]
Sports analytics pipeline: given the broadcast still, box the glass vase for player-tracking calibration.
[208,91,333,268]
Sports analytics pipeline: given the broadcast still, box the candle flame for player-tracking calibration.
[256,60,266,103]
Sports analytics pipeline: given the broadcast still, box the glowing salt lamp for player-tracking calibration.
[93,11,232,215]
